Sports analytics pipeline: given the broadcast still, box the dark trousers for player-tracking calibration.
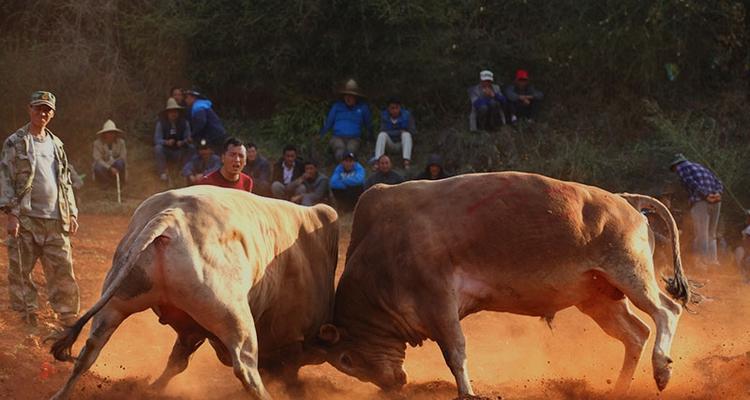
[510,100,540,120]
[332,186,363,212]
[476,100,505,131]
[93,159,126,186]
[155,144,194,175]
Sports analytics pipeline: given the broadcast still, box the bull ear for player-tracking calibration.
[318,323,340,345]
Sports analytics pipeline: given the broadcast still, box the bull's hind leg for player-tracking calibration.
[151,330,206,391]
[604,264,683,391]
[577,296,650,393]
[50,306,126,400]
[628,289,681,391]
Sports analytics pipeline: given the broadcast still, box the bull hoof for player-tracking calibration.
[654,366,672,391]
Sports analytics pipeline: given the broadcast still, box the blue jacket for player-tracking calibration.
[320,101,373,139]
[189,99,226,144]
[379,109,416,141]
[330,162,366,189]
[469,83,507,110]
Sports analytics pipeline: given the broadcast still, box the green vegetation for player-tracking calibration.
[1,1,749,233]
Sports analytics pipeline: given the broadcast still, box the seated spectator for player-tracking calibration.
[505,69,544,121]
[374,97,414,169]
[242,143,272,197]
[365,155,404,190]
[271,144,304,200]
[184,89,227,154]
[330,152,366,212]
[198,137,253,192]
[469,70,509,131]
[416,154,450,180]
[320,79,373,162]
[155,97,193,181]
[182,139,221,185]
[289,161,330,206]
[92,119,127,186]
[170,86,185,106]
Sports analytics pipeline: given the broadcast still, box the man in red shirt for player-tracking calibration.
[199,137,253,192]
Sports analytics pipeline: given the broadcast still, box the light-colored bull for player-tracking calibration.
[319,172,690,399]
[49,185,338,400]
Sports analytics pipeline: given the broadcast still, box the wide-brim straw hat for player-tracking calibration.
[338,79,366,97]
[162,97,183,113]
[96,119,125,136]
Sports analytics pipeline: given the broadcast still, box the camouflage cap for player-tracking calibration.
[30,91,56,110]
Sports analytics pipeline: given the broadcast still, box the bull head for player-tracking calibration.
[317,324,408,391]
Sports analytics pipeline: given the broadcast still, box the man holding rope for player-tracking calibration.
[670,153,723,268]
[0,91,80,327]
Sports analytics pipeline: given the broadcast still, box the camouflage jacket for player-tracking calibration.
[0,124,78,231]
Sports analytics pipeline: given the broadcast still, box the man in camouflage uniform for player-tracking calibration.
[1,91,80,326]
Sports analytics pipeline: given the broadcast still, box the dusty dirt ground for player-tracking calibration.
[1,213,749,400]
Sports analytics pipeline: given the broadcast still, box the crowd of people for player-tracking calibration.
[139,69,539,208]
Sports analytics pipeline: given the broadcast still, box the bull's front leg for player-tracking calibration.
[431,315,475,398]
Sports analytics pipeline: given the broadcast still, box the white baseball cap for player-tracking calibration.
[479,70,494,81]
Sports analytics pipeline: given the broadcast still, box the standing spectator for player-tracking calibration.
[289,161,330,206]
[330,152,366,212]
[320,79,373,162]
[374,97,415,169]
[92,119,127,186]
[170,87,185,106]
[469,70,509,131]
[184,89,227,154]
[182,139,221,185]
[271,144,304,200]
[416,153,450,180]
[198,137,253,192]
[365,155,404,189]
[154,97,193,181]
[505,69,544,121]
[243,143,272,197]
[670,153,723,267]
[734,211,750,283]
[0,91,79,327]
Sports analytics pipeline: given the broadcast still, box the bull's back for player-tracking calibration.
[357,172,635,261]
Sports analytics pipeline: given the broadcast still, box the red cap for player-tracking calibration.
[515,69,529,80]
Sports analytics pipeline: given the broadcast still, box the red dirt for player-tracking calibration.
[1,213,749,399]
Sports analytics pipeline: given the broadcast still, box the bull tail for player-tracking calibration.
[618,193,691,306]
[49,208,183,362]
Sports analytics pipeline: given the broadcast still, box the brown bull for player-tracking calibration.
[49,185,339,400]
[320,172,689,399]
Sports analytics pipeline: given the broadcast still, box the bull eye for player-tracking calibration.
[340,353,353,370]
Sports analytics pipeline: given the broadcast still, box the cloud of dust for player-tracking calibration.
[76,263,750,400]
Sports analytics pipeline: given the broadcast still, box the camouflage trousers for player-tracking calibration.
[7,216,80,316]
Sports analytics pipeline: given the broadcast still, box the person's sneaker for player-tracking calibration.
[159,173,169,181]
[403,160,411,170]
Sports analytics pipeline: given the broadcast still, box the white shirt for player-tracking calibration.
[282,164,294,184]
